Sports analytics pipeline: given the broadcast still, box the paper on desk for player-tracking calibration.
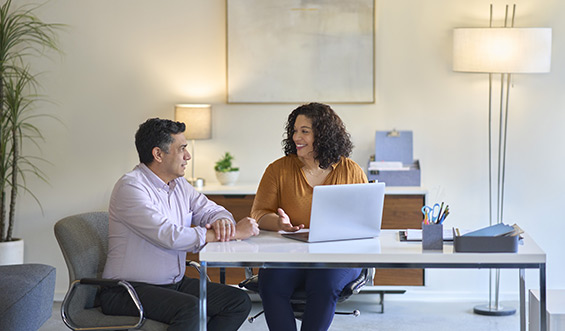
[404,229,454,241]
[368,161,410,171]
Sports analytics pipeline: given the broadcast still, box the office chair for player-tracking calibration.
[239,267,373,323]
[55,211,204,330]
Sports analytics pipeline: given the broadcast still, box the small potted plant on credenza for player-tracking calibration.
[214,152,240,186]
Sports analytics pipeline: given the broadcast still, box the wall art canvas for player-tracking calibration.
[227,0,375,103]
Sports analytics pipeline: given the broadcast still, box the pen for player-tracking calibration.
[436,202,445,224]
[439,206,449,224]
[439,212,449,224]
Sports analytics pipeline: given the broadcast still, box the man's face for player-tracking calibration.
[159,133,190,182]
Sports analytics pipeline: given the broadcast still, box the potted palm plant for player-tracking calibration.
[0,0,61,264]
[214,152,240,186]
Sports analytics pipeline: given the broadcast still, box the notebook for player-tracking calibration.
[281,182,386,243]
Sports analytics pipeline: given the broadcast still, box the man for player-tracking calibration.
[100,118,259,331]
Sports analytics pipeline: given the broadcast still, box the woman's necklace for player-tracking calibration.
[304,166,328,177]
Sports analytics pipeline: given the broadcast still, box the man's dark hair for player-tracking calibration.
[135,118,186,165]
[282,102,353,169]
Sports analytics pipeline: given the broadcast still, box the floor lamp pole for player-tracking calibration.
[474,4,516,317]
[474,71,516,317]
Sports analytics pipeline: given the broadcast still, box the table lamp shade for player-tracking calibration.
[453,28,552,74]
[174,104,212,140]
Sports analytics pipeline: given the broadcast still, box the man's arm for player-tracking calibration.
[184,180,259,241]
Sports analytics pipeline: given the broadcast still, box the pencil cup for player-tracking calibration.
[422,223,443,250]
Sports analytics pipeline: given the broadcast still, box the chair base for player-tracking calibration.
[247,309,360,324]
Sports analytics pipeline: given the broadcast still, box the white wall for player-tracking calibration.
[15,0,565,301]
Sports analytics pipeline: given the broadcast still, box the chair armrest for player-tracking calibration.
[79,278,121,287]
[244,266,254,279]
[61,278,145,331]
[238,274,259,293]
[186,260,211,282]
[367,267,376,286]
[338,268,372,301]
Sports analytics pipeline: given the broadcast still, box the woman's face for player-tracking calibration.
[293,114,315,160]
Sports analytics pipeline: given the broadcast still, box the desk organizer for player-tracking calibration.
[453,232,519,253]
[367,130,420,186]
[422,223,443,250]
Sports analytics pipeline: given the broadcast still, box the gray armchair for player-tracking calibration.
[54,211,168,330]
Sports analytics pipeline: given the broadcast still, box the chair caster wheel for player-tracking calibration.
[248,317,255,323]
[353,310,360,317]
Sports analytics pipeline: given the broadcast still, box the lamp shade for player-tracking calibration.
[453,28,552,73]
[174,104,212,140]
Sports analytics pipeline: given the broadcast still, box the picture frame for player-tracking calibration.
[226,0,375,104]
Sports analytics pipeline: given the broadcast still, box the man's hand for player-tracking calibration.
[206,218,235,242]
[277,208,304,232]
[234,217,260,240]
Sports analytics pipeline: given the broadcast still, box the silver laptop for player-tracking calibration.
[282,182,385,243]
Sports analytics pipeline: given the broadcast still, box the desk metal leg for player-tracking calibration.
[199,261,207,331]
[220,267,226,284]
[540,263,547,331]
[519,268,525,331]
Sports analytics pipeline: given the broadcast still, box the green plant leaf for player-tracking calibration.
[0,0,64,242]
[214,152,239,172]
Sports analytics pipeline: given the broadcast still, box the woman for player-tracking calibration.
[250,102,368,331]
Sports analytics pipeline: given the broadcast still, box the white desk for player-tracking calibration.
[198,230,547,331]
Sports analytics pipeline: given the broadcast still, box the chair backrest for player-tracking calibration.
[54,212,110,312]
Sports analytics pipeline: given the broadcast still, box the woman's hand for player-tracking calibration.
[277,208,304,232]
[234,217,260,240]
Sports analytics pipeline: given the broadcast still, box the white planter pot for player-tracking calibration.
[0,238,24,265]
[215,171,240,186]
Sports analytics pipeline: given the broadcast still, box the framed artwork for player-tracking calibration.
[226,0,375,104]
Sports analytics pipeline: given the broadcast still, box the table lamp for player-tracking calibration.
[453,4,551,316]
[174,104,212,186]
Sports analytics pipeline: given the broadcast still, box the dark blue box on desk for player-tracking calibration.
[367,130,421,186]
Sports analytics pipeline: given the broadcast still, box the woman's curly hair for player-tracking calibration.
[283,103,353,169]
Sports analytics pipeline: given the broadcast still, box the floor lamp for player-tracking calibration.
[175,104,212,187]
[452,4,551,316]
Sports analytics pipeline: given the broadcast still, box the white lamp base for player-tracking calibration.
[187,177,205,188]
[473,304,516,316]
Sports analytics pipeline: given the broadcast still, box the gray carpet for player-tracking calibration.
[40,294,521,330]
